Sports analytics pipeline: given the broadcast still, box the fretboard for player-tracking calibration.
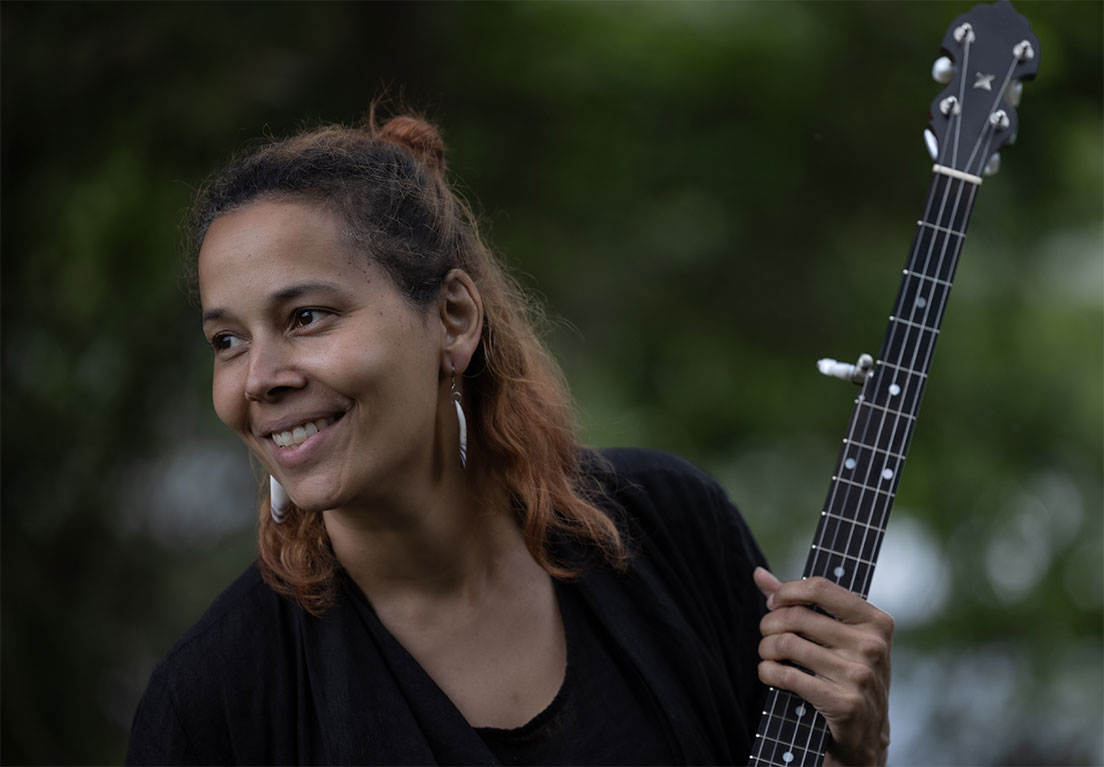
[748,169,979,766]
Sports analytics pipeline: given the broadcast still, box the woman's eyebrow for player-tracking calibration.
[269,281,347,303]
[201,281,348,324]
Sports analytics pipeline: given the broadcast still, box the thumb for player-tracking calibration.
[753,566,782,609]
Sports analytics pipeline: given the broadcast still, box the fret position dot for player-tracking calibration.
[882,468,894,480]
[795,705,807,717]
[915,296,928,308]
[889,383,901,396]
[834,566,846,578]
[844,458,857,470]
[783,752,795,764]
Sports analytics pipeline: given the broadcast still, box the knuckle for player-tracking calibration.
[839,688,865,717]
[859,634,889,664]
[758,636,773,660]
[846,661,877,689]
[775,664,799,690]
[876,610,896,637]
[806,576,833,599]
[758,660,779,687]
[777,632,803,657]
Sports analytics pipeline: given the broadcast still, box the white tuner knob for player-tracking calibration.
[932,56,954,84]
[924,129,939,160]
[983,152,1001,177]
[1006,80,1023,107]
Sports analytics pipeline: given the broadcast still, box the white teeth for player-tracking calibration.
[271,417,334,449]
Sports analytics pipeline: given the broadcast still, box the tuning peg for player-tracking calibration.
[983,152,1001,177]
[924,129,939,160]
[931,56,955,84]
[1005,81,1023,107]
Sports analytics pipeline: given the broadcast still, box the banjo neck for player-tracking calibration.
[749,2,1039,764]
[805,166,979,596]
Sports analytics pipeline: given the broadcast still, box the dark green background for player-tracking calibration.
[2,2,1101,763]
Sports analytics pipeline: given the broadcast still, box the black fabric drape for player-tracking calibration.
[127,448,769,766]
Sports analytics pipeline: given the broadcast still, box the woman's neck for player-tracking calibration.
[322,466,526,606]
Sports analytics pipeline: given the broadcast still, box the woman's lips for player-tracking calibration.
[265,412,345,469]
[271,416,336,448]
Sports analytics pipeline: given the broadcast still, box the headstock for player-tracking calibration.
[923,1,1040,179]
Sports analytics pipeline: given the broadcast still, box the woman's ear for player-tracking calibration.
[438,269,484,375]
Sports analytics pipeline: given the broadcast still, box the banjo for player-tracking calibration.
[748,2,1040,765]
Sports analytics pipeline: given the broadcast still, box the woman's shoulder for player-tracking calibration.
[583,446,766,566]
[136,563,300,709]
[128,563,305,764]
[158,562,290,664]
[588,446,723,488]
[586,447,741,521]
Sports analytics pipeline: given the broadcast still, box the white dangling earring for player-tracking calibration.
[451,368,467,468]
[270,476,290,524]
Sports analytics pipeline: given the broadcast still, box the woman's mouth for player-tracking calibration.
[270,416,338,448]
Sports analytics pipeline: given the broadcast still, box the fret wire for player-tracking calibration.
[820,510,888,535]
[811,535,882,576]
[856,398,916,421]
[831,475,895,499]
[824,477,896,520]
[888,315,941,334]
[752,735,818,756]
[757,708,833,734]
[756,732,827,749]
[843,437,906,461]
[916,219,966,238]
[753,722,830,751]
[809,543,878,569]
[813,511,887,573]
[750,689,831,766]
[902,268,953,288]
[874,359,927,379]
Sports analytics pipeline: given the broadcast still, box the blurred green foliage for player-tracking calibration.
[2,2,1100,764]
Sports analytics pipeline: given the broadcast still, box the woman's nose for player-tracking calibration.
[244,339,307,402]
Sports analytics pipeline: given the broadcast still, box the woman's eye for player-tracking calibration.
[211,333,244,351]
[292,309,327,328]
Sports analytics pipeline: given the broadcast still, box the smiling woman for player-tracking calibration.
[200,203,450,532]
[127,111,894,766]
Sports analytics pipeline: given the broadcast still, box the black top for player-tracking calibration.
[127,448,770,765]
[475,580,675,765]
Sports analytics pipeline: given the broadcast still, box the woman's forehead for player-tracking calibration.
[197,201,369,307]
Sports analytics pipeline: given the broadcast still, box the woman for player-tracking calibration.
[128,113,892,765]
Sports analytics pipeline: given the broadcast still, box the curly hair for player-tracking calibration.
[188,109,627,615]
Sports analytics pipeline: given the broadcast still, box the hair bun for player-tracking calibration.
[377,116,446,175]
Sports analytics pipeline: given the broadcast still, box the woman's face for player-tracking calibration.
[198,200,447,513]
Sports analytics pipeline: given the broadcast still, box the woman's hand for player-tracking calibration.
[753,567,893,766]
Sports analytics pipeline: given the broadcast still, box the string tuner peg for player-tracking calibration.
[931,56,954,84]
[983,152,1001,177]
[817,354,874,385]
[1005,80,1023,107]
[923,129,939,160]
